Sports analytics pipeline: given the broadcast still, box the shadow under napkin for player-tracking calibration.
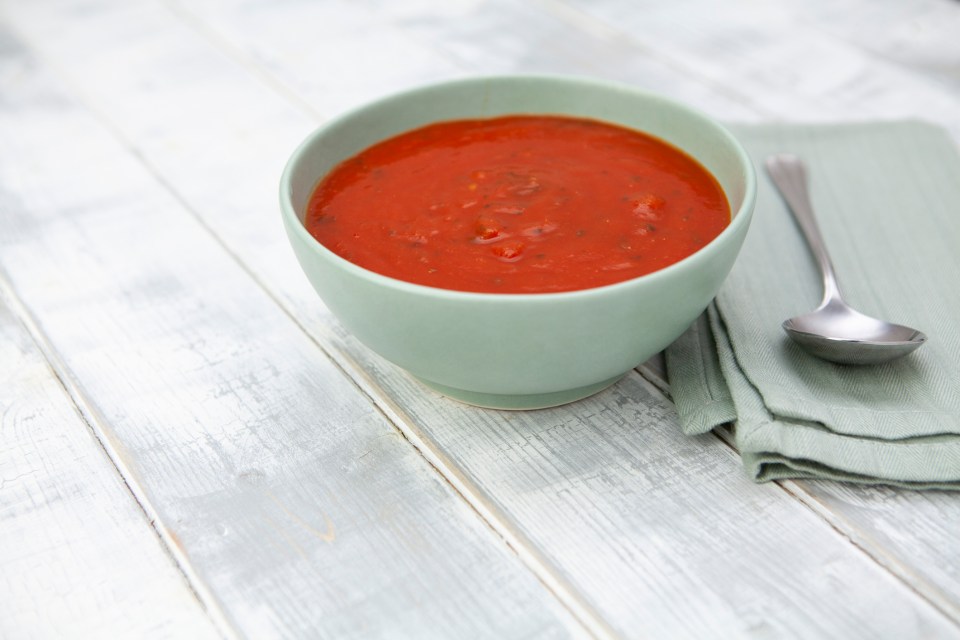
[666,121,960,489]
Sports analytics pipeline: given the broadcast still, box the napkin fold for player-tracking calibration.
[666,121,960,489]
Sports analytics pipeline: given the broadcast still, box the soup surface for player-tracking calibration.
[305,115,730,293]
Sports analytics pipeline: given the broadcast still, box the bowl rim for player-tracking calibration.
[279,73,757,303]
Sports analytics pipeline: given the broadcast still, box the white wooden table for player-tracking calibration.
[2,1,959,638]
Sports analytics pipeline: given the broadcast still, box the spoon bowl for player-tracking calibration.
[765,154,927,365]
[782,300,926,365]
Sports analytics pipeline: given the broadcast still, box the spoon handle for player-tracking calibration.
[764,154,843,304]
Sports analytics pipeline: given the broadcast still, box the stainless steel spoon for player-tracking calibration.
[764,154,927,365]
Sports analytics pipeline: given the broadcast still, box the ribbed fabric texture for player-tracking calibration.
[666,121,960,489]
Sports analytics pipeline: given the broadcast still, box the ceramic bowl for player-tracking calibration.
[280,75,756,409]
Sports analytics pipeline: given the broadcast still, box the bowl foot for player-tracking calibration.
[413,373,626,410]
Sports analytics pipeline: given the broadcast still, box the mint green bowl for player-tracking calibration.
[281,76,756,409]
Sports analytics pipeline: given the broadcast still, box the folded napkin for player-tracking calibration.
[666,121,960,489]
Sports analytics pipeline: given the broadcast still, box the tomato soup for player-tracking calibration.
[305,115,730,293]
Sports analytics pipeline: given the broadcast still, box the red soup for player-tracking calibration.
[306,115,730,294]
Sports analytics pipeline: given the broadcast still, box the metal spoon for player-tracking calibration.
[764,153,927,365]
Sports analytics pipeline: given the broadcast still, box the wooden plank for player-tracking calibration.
[0,291,221,638]
[332,326,960,638]
[555,0,960,139]
[165,0,466,120]
[778,0,960,96]
[0,18,588,640]
[169,0,761,120]
[11,0,958,637]
[786,480,960,623]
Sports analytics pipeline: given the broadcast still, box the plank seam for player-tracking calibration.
[161,0,327,122]
[321,341,620,640]
[0,274,239,640]
[534,0,777,117]
[777,480,960,626]
[636,369,960,628]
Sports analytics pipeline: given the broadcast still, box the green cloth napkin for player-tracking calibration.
[666,121,960,489]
